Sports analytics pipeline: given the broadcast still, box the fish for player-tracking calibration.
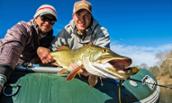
[50,44,139,86]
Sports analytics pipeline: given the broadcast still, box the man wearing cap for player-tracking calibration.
[0,4,57,93]
[37,0,110,64]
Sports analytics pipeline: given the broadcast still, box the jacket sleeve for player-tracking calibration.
[93,26,110,48]
[0,22,29,88]
[0,22,29,69]
[51,28,71,51]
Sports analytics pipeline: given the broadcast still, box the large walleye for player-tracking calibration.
[51,45,139,86]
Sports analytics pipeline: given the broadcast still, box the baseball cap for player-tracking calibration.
[73,0,92,14]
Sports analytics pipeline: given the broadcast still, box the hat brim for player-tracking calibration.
[74,8,91,14]
[39,12,57,21]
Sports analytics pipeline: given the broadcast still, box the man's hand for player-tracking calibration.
[37,47,55,64]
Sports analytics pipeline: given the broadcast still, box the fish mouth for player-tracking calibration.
[97,57,132,70]
[92,57,138,80]
[83,55,138,80]
[109,58,131,70]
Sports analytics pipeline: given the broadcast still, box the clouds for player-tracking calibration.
[111,43,172,67]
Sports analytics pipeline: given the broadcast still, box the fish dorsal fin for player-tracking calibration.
[83,42,93,46]
[58,69,69,74]
[57,46,70,51]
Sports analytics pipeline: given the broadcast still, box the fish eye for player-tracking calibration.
[103,49,107,52]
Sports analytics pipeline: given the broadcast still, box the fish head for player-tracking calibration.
[82,45,138,80]
[84,45,132,69]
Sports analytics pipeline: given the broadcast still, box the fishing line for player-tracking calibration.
[128,78,172,89]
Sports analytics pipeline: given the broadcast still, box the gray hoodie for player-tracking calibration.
[52,19,110,50]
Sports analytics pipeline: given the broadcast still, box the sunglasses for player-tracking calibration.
[40,15,56,25]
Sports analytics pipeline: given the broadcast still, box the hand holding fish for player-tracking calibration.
[37,47,57,65]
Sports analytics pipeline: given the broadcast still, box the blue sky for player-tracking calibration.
[1,0,172,66]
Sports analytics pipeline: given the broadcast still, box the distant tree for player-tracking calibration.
[159,51,172,77]
[150,50,172,78]
[149,66,160,77]
[140,63,149,69]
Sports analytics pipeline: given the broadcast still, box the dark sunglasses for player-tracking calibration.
[40,15,56,25]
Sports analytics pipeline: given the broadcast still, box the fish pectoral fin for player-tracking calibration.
[66,66,82,80]
[58,68,68,74]
[57,45,70,51]
[88,75,98,87]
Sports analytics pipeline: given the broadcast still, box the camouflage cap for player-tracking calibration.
[73,0,92,14]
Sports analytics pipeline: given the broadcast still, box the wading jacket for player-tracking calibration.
[0,20,54,69]
[52,18,110,50]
